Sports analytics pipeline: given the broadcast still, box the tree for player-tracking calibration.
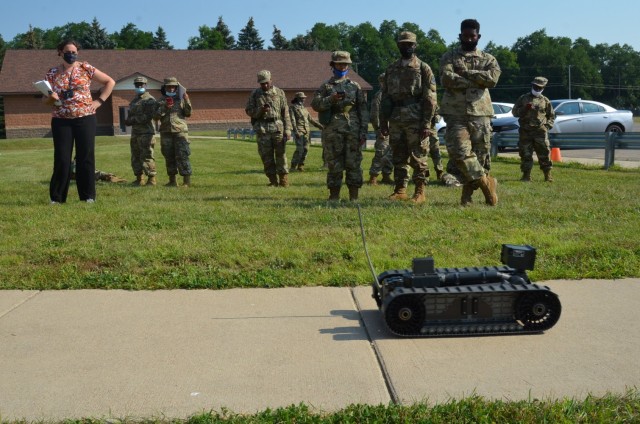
[236,17,264,50]
[80,17,116,49]
[43,22,93,49]
[348,22,386,82]
[270,25,289,50]
[113,23,153,49]
[484,42,521,103]
[289,34,316,51]
[187,25,224,50]
[215,16,235,49]
[150,26,173,50]
[9,25,45,49]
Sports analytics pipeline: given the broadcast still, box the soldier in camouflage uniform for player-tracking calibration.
[125,76,158,186]
[380,31,438,204]
[245,70,292,187]
[440,19,500,206]
[154,77,192,187]
[311,51,368,201]
[512,76,556,182]
[428,108,444,181]
[368,73,394,186]
[289,92,323,172]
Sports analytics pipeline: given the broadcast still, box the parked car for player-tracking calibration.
[491,99,633,135]
[435,102,515,135]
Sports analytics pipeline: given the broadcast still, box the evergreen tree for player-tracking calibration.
[81,17,116,49]
[270,25,289,50]
[10,25,44,49]
[236,17,264,50]
[215,16,235,49]
[113,23,153,49]
[150,26,173,50]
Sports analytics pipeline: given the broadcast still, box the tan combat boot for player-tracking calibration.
[147,175,157,186]
[389,184,408,200]
[165,175,178,187]
[478,175,498,206]
[520,170,532,182]
[183,175,191,187]
[381,173,394,185]
[267,174,278,187]
[368,174,379,185]
[278,173,289,187]
[348,186,359,201]
[543,169,553,182]
[131,174,144,186]
[328,186,341,201]
[460,183,474,206]
[297,164,305,172]
[435,169,444,181]
[410,181,426,204]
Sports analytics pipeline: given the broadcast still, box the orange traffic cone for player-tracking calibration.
[550,147,563,162]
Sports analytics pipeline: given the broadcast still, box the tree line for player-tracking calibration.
[2,16,640,109]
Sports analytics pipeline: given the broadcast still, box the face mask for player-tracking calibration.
[531,88,543,97]
[399,46,414,59]
[166,91,176,97]
[63,52,77,64]
[135,87,146,94]
[460,41,478,51]
[333,68,349,78]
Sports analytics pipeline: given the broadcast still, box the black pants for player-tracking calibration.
[50,115,97,203]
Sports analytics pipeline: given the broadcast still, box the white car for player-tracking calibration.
[435,102,515,135]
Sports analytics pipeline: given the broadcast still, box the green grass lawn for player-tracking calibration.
[0,135,638,290]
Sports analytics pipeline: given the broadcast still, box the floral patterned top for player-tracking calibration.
[45,62,97,119]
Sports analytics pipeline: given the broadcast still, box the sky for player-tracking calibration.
[3,0,640,52]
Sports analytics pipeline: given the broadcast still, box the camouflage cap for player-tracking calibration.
[331,51,352,64]
[257,70,271,83]
[531,76,548,88]
[397,31,417,44]
[163,77,179,86]
[294,92,306,99]
[133,76,148,84]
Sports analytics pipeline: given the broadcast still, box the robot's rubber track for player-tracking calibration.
[382,282,561,337]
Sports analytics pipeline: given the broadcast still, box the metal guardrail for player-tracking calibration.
[491,131,640,169]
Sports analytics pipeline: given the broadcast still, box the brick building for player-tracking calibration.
[0,49,372,139]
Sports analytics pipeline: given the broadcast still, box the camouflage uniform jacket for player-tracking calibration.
[245,86,292,137]
[127,92,157,135]
[380,56,437,131]
[512,93,555,130]
[289,103,322,136]
[370,90,383,131]
[154,97,192,133]
[311,77,368,137]
[439,47,501,117]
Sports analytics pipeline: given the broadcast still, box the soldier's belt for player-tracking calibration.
[260,118,280,123]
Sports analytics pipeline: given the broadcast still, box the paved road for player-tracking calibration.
[1,280,639,421]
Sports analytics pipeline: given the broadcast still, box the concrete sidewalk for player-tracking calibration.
[1,280,639,421]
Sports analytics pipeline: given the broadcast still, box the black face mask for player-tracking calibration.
[63,52,77,64]
[460,40,478,52]
[399,46,414,59]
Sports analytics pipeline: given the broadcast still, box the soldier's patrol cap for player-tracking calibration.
[531,76,548,88]
[294,92,306,99]
[257,70,271,83]
[397,31,417,44]
[133,76,148,84]
[163,77,179,86]
[331,51,352,64]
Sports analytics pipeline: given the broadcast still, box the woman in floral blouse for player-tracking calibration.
[43,39,115,204]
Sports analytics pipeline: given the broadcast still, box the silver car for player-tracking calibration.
[550,99,632,133]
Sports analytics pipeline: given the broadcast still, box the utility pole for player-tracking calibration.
[568,65,572,99]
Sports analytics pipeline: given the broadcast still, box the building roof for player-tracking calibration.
[0,49,372,94]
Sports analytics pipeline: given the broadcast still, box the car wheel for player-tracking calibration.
[605,123,624,133]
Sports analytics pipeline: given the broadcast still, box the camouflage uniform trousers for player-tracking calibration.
[257,131,288,177]
[369,130,393,176]
[518,127,552,172]
[324,126,363,189]
[443,115,491,184]
[130,133,157,177]
[389,120,429,187]
[290,133,310,168]
[428,130,444,175]
[160,132,192,176]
